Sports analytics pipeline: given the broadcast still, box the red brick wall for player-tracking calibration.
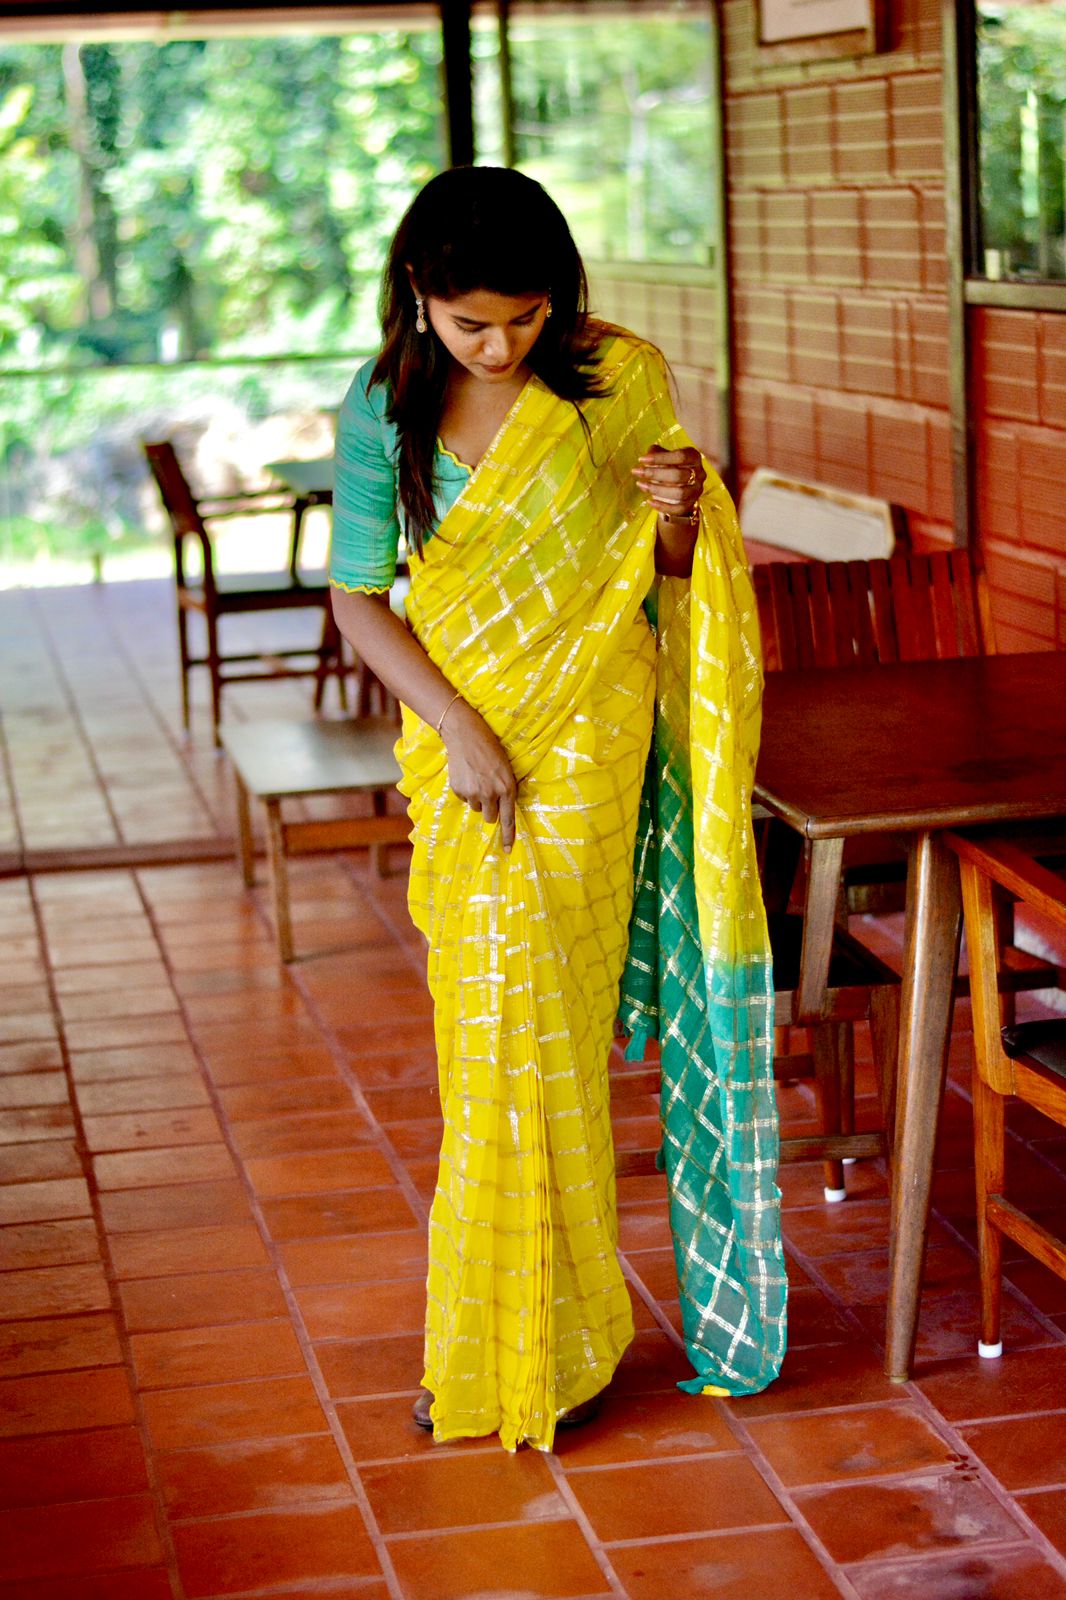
[592,2,1066,648]
[722,0,948,531]
[973,310,1066,648]
[720,0,1066,649]
[590,272,722,462]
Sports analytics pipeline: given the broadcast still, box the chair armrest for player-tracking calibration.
[947,833,1066,928]
[198,491,295,519]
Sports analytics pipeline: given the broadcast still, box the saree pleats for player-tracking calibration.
[398,337,661,1450]
[397,332,785,1449]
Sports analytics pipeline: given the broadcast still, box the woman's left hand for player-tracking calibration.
[633,444,705,520]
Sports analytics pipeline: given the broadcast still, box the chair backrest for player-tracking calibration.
[755,551,991,673]
[143,439,214,589]
[143,440,209,540]
[739,469,900,562]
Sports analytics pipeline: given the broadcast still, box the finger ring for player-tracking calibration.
[685,468,698,486]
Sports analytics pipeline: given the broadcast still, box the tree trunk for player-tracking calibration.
[61,41,113,323]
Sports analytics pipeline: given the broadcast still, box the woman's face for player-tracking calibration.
[423,288,549,384]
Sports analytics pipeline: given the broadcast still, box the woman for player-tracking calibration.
[330,166,785,1453]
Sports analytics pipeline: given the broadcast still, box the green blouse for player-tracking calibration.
[329,359,469,593]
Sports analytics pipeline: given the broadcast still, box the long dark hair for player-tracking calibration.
[371,165,607,553]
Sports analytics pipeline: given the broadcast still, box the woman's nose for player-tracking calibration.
[482,328,510,360]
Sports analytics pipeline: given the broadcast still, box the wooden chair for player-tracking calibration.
[144,440,345,743]
[754,550,1053,1195]
[614,912,901,1201]
[753,549,993,675]
[949,833,1066,1357]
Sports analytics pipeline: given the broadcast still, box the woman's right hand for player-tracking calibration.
[440,699,518,852]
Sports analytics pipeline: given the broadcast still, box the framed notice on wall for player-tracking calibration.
[758,0,886,60]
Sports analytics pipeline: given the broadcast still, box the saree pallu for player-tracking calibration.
[396,332,786,1451]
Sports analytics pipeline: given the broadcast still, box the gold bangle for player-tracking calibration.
[436,691,462,734]
[659,505,700,526]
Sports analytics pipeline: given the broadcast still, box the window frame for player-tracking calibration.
[958,0,1066,312]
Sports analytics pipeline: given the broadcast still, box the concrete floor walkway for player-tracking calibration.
[1,581,1066,1598]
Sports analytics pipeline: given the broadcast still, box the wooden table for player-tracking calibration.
[755,651,1066,1381]
[266,457,333,581]
[220,717,408,962]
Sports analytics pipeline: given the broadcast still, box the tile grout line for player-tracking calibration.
[778,1168,1066,1577]
[88,580,236,841]
[272,875,433,1232]
[928,1202,1066,1351]
[343,853,429,987]
[133,865,410,1600]
[683,1395,868,1600]
[24,867,187,1600]
[888,1351,1066,1584]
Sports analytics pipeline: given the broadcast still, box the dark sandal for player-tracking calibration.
[412,1387,434,1430]
[556,1394,602,1430]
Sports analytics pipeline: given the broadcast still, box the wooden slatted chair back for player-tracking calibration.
[754,551,991,673]
[142,437,342,740]
[143,440,209,539]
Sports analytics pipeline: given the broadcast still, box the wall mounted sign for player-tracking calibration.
[758,0,886,60]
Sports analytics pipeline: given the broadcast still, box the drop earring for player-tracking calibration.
[415,295,427,334]
[545,293,553,320]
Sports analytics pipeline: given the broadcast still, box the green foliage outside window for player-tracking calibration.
[0,29,442,374]
[0,6,717,580]
[978,3,1066,281]
[0,27,442,578]
[475,3,714,266]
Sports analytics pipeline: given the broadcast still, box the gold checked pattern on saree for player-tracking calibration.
[395,331,785,1451]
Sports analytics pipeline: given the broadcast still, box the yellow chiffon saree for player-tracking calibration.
[397,330,786,1451]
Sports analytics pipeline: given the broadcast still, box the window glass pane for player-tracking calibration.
[0,27,443,373]
[0,22,443,581]
[504,0,715,266]
[977,1,1066,281]
[472,5,508,166]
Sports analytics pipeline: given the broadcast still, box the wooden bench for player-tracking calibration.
[221,717,410,961]
[739,468,902,563]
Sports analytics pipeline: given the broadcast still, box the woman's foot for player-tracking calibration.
[414,1387,601,1436]
[556,1393,602,1430]
[412,1387,434,1430]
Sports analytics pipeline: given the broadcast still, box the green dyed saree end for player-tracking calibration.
[676,1359,785,1400]
[618,1019,655,1062]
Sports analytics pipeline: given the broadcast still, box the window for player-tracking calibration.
[473,0,716,266]
[0,21,443,580]
[975,1,1066,283]
[0,27,443,373]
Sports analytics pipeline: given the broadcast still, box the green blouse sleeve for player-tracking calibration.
[330,360,401,594]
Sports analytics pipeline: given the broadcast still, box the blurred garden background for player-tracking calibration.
[0,4,715,585]
[3,0,1061,588]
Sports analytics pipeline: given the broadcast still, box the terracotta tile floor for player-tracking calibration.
[1,582,1066,1597]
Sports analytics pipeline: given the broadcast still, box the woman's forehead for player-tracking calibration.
[437,288,547,321]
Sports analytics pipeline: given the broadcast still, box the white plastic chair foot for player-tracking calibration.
[824,1186,847,1203]
[977,1339,1003,1359]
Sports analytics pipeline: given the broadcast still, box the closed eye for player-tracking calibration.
[452,310,541,332]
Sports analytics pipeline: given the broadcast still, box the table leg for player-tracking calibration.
[796,836,844,1020]
[289,498,308,583]
[265,799,294,963]
[235,773,255,887]
[884,829,961,1381]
